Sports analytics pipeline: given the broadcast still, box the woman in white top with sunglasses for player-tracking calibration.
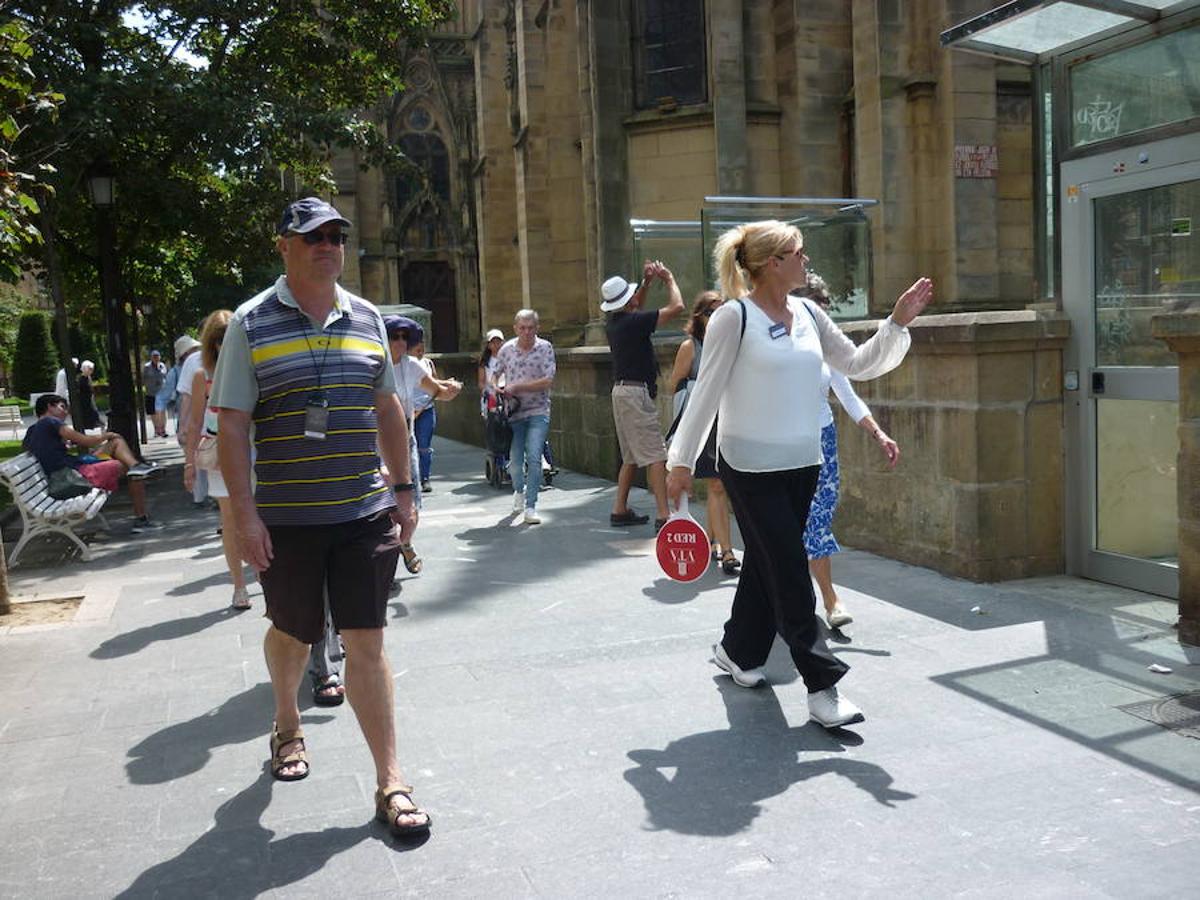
[666,219,932,728]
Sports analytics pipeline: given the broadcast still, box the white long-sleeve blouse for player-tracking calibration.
[820,364,871,428]
[665,296,909,474]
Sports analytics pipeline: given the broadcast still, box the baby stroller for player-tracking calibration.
[484,392,514,488]
[482,393,557,489]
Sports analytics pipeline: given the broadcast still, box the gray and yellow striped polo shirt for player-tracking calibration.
[210,275,398,527]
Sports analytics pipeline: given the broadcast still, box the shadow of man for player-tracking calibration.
[114,771,377,898]
[623,680,914,836]
[91,607,239,659]
[125,682,332,785]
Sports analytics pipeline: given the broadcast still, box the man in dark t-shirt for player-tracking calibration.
[24,393,160,531]
[601,260,684,529]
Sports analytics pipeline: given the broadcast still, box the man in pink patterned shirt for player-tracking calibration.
[493,309,556,524]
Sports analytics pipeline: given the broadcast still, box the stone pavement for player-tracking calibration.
[1,437,1197,899]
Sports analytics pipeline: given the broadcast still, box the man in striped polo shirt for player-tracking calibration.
[210,197,431,837]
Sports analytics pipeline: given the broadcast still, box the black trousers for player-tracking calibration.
[717,457,849,693]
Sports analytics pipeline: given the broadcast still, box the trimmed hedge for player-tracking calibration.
[12,312,57,398]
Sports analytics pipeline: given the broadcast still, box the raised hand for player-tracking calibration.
[892,277,933,327]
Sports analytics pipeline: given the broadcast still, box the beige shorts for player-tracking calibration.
[612,384,667,467]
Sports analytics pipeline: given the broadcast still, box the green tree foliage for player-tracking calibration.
[0,16,62,281]
[11,308,53,396]
[6,0,454,335]
[0,279,30,375]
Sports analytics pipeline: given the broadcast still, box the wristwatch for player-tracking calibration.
[393,482,415,493]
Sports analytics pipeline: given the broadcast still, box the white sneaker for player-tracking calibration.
[512,492,524,513]
[711,642,766,688]
[523,508,541,525]
[827,604,853,629]
[807,686,864,728]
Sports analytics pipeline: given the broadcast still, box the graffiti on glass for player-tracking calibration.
[1076,95,1125,140]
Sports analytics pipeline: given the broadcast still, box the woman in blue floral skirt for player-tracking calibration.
[801,274,900,629]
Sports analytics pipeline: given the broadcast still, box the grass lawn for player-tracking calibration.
[0,439,25,508]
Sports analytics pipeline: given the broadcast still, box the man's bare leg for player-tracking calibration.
[612,462,637,515]
[127,479,148,518]
[339,627,426,827]
[103,435,139,468]
[647,460,669,519]
[265,625,310,777]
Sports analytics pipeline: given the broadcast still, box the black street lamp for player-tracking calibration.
[88,162,140,458]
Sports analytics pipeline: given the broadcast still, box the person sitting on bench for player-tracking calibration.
[23,394,163,533]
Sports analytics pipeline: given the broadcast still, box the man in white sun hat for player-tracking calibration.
[601,259,683,530]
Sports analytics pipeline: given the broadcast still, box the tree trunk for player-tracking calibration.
[40,200,84,427]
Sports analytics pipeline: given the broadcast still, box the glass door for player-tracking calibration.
[1062,134,1199,598]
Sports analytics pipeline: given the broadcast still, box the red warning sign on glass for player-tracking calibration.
[656,499,710,582]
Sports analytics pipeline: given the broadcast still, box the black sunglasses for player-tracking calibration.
[293,229,349,246]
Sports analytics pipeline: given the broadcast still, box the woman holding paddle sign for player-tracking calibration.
[665,219,932,728]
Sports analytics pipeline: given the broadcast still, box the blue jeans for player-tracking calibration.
[509,414,550,510]
[414,406,436,483]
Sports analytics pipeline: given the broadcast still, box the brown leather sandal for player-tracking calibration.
[269,725,309,782]
[400,543,422,574]
[375,783,432,836]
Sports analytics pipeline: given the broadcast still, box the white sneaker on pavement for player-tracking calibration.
[827,603,853,629]
[807,686,864,728]
[523,508,541,525]
[711,642,766,688]
[513,492,524,513]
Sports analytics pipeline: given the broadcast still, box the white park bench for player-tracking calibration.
[0,405,22,439]
[0,451,110,565]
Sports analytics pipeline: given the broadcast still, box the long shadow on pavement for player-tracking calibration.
[624,679,914,835]
[114,771,389,898]
[90,606,244,659]
[125,683,332,785]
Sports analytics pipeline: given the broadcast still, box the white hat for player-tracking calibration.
[485,328,505,342]
[600,275,637,312]
[174,335,201,358]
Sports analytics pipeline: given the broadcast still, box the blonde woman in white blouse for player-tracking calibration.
[666,219,931,728]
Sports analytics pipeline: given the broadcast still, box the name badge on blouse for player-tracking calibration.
[304,391,330,440]
[768,322,788,340]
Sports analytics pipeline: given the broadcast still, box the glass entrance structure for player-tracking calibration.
[944,2,1200,598]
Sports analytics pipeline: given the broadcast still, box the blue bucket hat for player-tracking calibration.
[383,315,424,346]
[277,197,352,235]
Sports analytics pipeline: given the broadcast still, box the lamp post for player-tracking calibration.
[88,162,140,459]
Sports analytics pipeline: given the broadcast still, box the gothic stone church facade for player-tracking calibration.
[332,0,1037,353]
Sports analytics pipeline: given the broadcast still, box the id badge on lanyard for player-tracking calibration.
[304,390,330,440]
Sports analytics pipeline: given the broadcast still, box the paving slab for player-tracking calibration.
[1,435,1197,898]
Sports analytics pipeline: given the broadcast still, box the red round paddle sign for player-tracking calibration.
[656,510,711,582]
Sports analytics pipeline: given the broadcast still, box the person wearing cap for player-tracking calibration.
[477,327,505,418]
[209,196,430,837]
[602,259,684,530]
[492,308,556,524]
[382,313,461,568]
[143,349,167,439]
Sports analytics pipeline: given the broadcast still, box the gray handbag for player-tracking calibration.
[47,466,93,500]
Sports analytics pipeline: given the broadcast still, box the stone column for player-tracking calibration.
[1152,310,1200,646]
[472,2,522,332]
[709,0,747,194]
[778,0,852,197]
[513,0,551,322]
